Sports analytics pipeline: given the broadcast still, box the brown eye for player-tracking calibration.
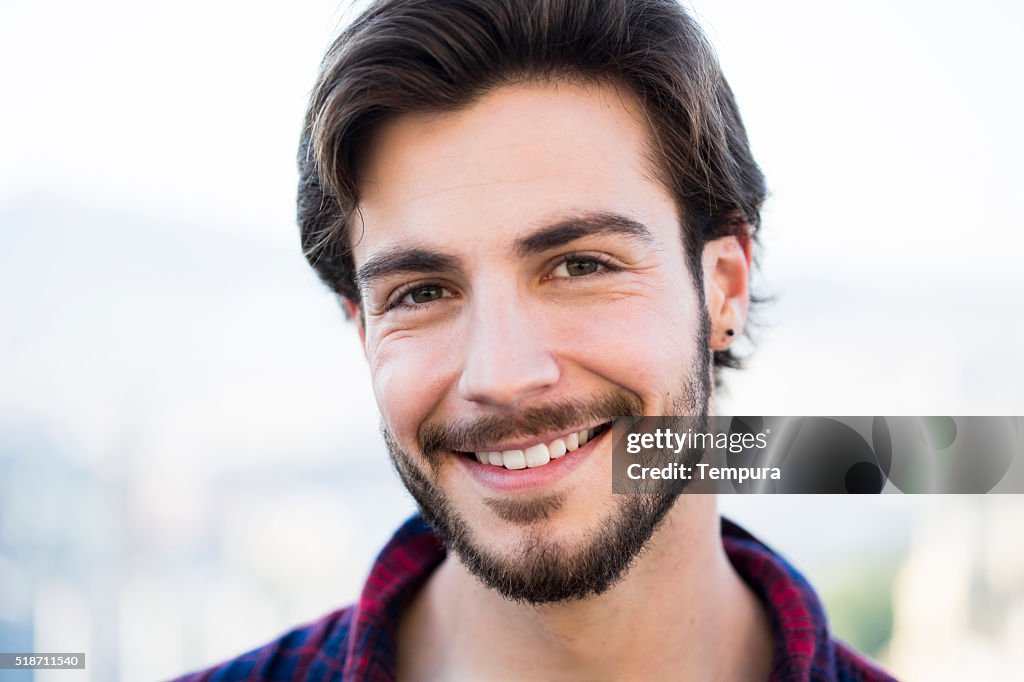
[566,259,599,276]
[552,257,603,278]
[402,284,448,305]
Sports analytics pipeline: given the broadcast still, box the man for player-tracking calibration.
[177,0,895,679]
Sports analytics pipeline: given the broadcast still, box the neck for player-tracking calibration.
[397,496,773,681]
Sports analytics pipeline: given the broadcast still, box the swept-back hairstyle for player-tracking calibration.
[298,0,766,374]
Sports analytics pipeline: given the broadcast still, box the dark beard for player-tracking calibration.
[382,315,712,605]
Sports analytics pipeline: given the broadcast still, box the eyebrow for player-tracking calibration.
[355,248,461,292]
[514,212,656,257]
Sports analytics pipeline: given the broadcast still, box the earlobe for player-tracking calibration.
[701,234,751,351]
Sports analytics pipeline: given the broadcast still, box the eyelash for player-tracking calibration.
[384,281,452,312]
[545,252,620,280]
[383,253,620,312]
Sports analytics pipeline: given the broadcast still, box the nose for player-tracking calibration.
[456,290,560,408]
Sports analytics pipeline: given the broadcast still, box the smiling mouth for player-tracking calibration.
[458,422,612,471]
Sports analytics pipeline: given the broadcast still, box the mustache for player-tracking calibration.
[418,390,644,458]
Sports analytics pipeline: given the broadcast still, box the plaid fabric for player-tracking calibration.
[172,515,897,681]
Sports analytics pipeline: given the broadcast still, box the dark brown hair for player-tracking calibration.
[298,0,766,374]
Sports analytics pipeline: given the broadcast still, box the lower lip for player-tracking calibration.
[456,428,609,493]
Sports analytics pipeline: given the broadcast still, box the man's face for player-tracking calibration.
[350,81,712,602]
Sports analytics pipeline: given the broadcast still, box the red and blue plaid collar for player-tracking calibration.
[341,515,896,681]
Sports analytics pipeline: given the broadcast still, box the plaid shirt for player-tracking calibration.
[173,515,897,681]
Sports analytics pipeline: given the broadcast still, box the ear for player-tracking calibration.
[342,298,368,353]
[701,233,752,352]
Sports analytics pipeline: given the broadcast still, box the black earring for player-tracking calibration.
[726,329,735,336]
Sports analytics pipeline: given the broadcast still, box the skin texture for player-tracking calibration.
[344,81,769,680]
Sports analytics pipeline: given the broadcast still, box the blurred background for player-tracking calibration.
[1,0,1023,679]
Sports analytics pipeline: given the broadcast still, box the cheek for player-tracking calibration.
[553,286,703,400]
[367,329,459,442]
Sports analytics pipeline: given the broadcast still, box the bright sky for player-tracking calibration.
[3,0,1021,265]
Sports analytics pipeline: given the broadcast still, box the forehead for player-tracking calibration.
[352,80,678,260]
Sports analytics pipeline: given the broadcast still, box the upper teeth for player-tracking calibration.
[474,427,598,470]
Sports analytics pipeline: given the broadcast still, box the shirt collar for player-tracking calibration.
[344,514,837,680]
